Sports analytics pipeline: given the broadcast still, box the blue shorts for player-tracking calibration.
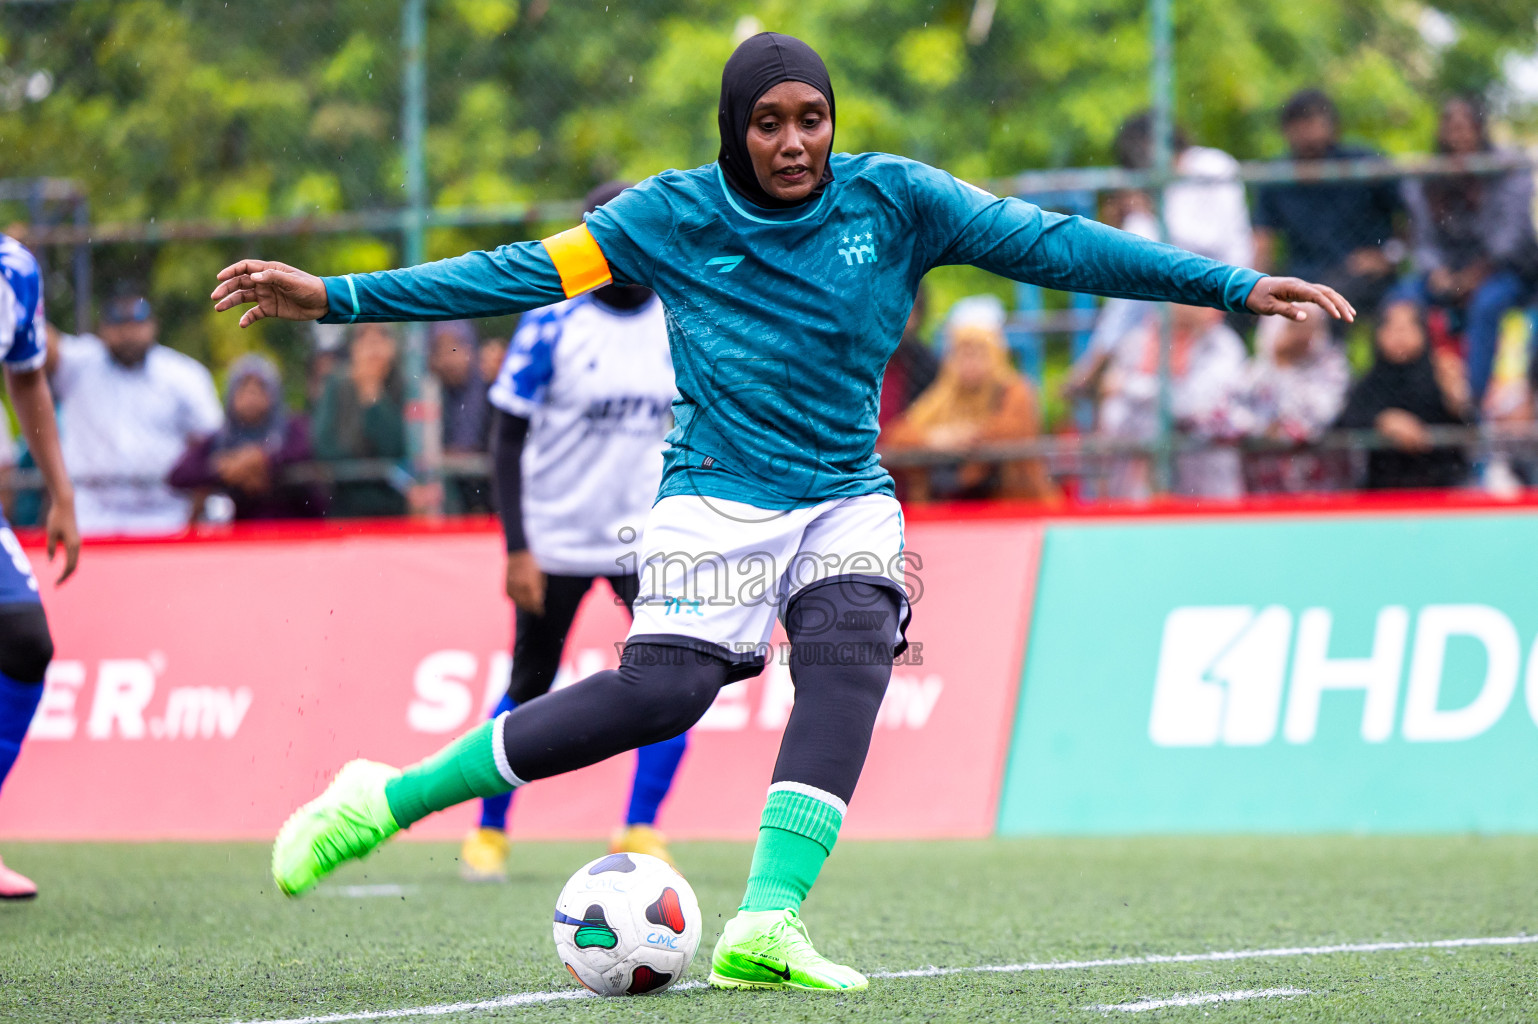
[0,509,41,605]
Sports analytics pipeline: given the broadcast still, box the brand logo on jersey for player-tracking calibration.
[706,255,744,273]
[838,231,877,266]
[662,596,704,617]
[583,395,671,423]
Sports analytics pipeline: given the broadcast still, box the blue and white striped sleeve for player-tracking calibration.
[0,261,45,373]
[487,307,562,418]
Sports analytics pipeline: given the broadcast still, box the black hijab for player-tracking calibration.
[717,32,836,209]
[1335,304,1469,488]
[1337,307,1463,430]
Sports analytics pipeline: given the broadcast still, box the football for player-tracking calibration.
[553,852,703,996]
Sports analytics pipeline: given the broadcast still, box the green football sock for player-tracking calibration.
[739,784,846,912]
[384,717,519,828]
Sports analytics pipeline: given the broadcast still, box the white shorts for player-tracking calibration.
[626,493,912,680]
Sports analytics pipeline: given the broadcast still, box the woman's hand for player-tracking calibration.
[212,446,271,493]
[44,497,80,585]
[505,549,547,615]
[1246,277,1355,323]
[1376,408,1431,452]
[211,260,328,327]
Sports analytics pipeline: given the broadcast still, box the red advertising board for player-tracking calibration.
[0,518,1040,841]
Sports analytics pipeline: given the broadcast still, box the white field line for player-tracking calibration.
[233,986,707,1024]
[229,933,1538,1024]
[1086,987,1312,1013]
[317,884,417,898]
[866,932,1538,979]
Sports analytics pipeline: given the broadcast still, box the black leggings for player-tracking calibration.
[0,602,53,683]
[508,573,639,704]
[501,580,899,805]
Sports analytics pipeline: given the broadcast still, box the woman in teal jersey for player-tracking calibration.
[213,33,1351,993]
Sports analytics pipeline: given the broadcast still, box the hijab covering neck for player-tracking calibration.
[717,32,836,210]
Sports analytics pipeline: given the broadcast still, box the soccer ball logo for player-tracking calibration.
[553,852,702,996]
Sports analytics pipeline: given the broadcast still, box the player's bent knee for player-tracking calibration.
[618,642,728,743]
[785,580,900,696]
[0,603,53,684]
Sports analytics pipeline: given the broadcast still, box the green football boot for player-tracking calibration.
[708,909,868,992]
[271,759,401,897]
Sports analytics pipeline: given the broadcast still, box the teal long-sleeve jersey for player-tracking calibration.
[321,152,1264,508]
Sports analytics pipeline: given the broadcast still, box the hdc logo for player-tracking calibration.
[1149,605,1538,747]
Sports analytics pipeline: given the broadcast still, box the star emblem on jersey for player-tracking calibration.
[837,230,877,266]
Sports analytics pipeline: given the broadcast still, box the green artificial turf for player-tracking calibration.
[3,837,1536,1022]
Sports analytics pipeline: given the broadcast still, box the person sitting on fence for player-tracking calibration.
[311,323,408,518]
[880,302,1055,504]
[1253,89,1403,322]
[1400,95,1538,414]
[1335,299,1470,490]
[1240,303,1351,493]
[1098,303,1250,501]
[168,353,319,521]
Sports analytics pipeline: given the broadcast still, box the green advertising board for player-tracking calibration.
[998,510,1538,834]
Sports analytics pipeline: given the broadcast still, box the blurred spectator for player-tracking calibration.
[1253,89,1402,319]
[885,279,941,427]
[1114,112,1254,268]
[1241,304,1351,493]
[1336,299,1470,490]
[1099,304,1249,500]
[477,336,508,403]
[878,284,940,427]
[1066,191,1164,398]
[430,320,490,453]
[430,320,493,513]
[50,294,222,536]
[881,308,1055,503]
[0,396,15,522]
[1401,96,1538,411]
[306,324,346,411]
[168,354,320,520]
[312,323,407,517]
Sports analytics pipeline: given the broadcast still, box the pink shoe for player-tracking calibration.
[0,855,37,899]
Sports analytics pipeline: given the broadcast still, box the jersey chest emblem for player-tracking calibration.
[838,231,877,266]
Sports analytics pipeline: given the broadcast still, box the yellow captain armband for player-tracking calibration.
[541,224,613,298]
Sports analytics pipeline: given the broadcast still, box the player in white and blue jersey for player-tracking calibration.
[0,233,81,899]
[458,182,687,881]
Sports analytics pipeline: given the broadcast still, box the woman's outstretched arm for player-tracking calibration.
[910,161,1354,324]
[211,232,596,327]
